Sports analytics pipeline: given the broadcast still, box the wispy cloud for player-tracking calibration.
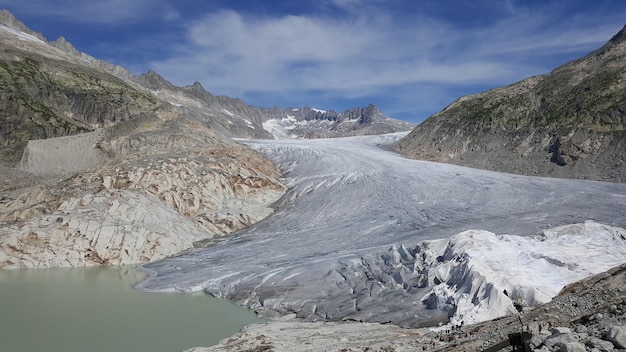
[149,1,623,121]
[0,0,178,24]
[4,0,623,122]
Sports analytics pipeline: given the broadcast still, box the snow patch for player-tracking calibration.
[262,116,301,139]
[0,24,46,44]
[311,107,327,113]
[243,119,255,129]
[166,100,183,107]
[220,109,234,117]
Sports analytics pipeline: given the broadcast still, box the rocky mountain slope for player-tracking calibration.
[0,9,409,167]
[132,71,275,140]
[134,71,413,140]
[395,25,626,183]
[0,111,286,269]
[0,10,286,268]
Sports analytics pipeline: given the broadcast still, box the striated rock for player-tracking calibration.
[0,117,286,269]
[0,189,206,268]
[0,11,290,269]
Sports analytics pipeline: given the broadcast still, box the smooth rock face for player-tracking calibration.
[559,341,587,352]
[607,325,626,349]
[19,130,107,174]
[587,337,616,351]
[0,118,286,268]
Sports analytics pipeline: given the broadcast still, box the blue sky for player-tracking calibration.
[1,0,625,124]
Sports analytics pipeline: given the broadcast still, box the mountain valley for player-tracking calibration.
[0,8,624,352]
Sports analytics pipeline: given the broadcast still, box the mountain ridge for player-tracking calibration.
[261,103,414,139]
[395,24,626,183]
[0,8,411,155]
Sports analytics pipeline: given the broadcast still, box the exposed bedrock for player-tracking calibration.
[0,118,286,268]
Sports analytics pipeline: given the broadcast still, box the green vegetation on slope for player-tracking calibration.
[0,51,161,165]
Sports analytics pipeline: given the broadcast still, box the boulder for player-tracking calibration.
[559,342,586,352]
[587,337,615,351]
[606,325,626,349]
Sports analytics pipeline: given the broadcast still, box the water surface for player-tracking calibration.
[0,266,262,352]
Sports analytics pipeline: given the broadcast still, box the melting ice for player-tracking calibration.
[139,133,626,327]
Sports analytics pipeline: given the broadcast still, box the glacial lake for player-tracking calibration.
[0,266,263,352]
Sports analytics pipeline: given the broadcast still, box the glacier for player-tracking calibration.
[138,133,626,327]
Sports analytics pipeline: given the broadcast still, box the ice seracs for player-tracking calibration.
[419,221,626,325]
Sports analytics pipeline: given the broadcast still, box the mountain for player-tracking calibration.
[0,9,410,170]
[0,10,286,268]
[0,9,412,268]
[132,71,413,140]
[261,104,414,139]
[394,25,626,183]
[0,10,164,165]
[132,71,276,140]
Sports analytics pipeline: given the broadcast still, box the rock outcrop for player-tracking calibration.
[395,25,626,183]
[0,117,286,268]
[136,73,414,140]
[0,43,161,165]
[0,12,289,269]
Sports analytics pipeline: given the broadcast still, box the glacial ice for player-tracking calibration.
[139,133,626,327]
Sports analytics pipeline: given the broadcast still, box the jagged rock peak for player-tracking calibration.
[181,80,215,99]
[341,104,382,123]
[50,36,79,54]
[608,24,626,45]
[134,70,176,91]
[0,9,46,41]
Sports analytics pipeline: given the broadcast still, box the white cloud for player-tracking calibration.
[1,0,178,24]
[145,2,624,122]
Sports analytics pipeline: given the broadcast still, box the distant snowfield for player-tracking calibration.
[139,133,626,327]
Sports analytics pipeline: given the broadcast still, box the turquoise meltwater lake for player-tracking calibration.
[0,266,262,352]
